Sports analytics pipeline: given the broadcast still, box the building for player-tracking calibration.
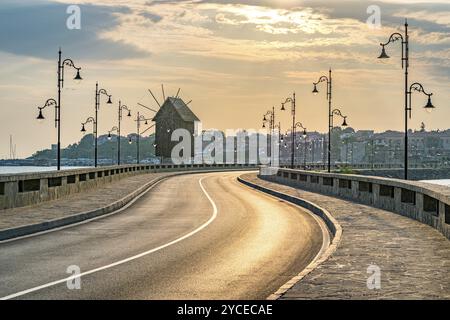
[152,97,201,161]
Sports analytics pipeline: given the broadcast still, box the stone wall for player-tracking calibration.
[261,167,450,239]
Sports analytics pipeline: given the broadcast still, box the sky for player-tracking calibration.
[0,0,449,158]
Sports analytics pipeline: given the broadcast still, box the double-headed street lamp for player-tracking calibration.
[94,82,113,167]
[378,19,436,180]
[36,49,82,170]
[280,93,297,168]
[312,69,333,172]
[329,109,348,168]
[295,123,307,168]
[115,101,132,165]
[107,126,119,164]
[262,107,275,164]
[262,107,275,132]
[132,112,153,164]
[81,117,96,163]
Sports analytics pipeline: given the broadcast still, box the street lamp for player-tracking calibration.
[107,127,118,140]
[81,117,96,135]
[36,99,59,166]
[295,123,307,168]
[312,69,333,172]
[330,109,348,169]
[36,99,58,124]
[280,93,297,168]
[80,117,96,164]
[36,49,82,170]
[134,112,154,164]
[377,19,436,180]
[108,126,119,164]
[116,101,132,165]
[93,82,113,167]
[262,107,276,165]
[331,109,348,127]
[408,83,435,114]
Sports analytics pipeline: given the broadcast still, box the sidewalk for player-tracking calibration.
[0,172,172,232]
[240,173,450,299]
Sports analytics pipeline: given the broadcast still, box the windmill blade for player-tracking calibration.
[186,100,192,105]
[141,124,156,135]
[137,103,158,113]
[175,88,181,99]
[148,89,161,107]
[161,84,166,102]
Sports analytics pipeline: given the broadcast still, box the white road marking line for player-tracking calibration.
[1,176,218,300]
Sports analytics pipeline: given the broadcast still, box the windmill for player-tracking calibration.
[137,84,192,116]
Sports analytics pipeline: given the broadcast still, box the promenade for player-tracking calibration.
[241,173,450,299]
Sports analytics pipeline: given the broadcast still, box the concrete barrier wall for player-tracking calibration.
[0,163,257,210]
[261,167,450,240]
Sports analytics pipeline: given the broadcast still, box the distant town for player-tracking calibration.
[2,125,449,169]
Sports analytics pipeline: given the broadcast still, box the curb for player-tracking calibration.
[237,175,343,300]
[0,174,175,242]
[0,169,254,242]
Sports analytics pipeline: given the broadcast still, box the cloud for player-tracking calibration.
[140,11,163,23]
[0,0,148,60]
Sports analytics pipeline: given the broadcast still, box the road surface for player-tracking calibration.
[0,172,326,300]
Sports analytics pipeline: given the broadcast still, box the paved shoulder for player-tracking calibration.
[0,172,170,231]
[240,173,450,299]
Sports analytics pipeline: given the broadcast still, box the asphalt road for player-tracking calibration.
[0,171,326,300]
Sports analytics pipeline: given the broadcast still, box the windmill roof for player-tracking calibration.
[154,97,200,122]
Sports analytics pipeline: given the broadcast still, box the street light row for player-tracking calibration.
[263,85,349,171]
[35,48,153,170]
[262,20,437,179]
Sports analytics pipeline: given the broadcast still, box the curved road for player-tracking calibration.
[0,172,326,300]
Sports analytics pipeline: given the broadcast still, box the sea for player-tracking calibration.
[0,166,87,174]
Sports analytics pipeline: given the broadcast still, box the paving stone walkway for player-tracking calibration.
[0,172,172,231]
[241,173,450,300]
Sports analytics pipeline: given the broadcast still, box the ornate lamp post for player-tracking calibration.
[280,93,297,168]
[330,109,348,169]
[107,126,119,165]
[134,112,153,164]
[262,107,275,165]
[262,107,275,132]
[81,117,96,134]
[312,69,332,172]
[36,49,82,170]
[408,83,435,115]
[295,122,307,168]
[117,101,132,165]
[94,83,113,167]
[81,117,96,164]
[377,19,436,180]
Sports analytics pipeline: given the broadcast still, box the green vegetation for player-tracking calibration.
[334,165,356,174]
[30,134,156,162]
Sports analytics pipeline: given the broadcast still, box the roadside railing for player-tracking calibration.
[0,163,257,210]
